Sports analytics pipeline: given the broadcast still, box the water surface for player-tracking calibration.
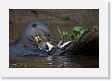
[10,55,98,68]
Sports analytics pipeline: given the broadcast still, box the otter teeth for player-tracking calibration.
[34,36,38,43]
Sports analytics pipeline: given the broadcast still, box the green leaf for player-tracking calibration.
[72,26,87,41]
[72,26,84,32]
[80,29,87,37]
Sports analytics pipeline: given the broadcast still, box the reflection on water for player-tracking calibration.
[9,55,98,68]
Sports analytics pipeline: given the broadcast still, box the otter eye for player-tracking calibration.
[32,23,37,28]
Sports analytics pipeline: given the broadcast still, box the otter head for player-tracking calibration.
[18,20,50,49]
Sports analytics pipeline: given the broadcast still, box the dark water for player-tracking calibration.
[9,55,99,68]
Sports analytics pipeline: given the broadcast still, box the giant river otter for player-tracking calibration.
[10,20,51,57]
[9,20,71,57]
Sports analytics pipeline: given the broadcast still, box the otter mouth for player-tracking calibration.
[34,35,54,51]
[34,35,46,49]
[34,35,44,44]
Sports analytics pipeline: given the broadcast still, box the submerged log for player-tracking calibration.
[61,25,99,56]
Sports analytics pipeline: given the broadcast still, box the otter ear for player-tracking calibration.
[32,23,37,28]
